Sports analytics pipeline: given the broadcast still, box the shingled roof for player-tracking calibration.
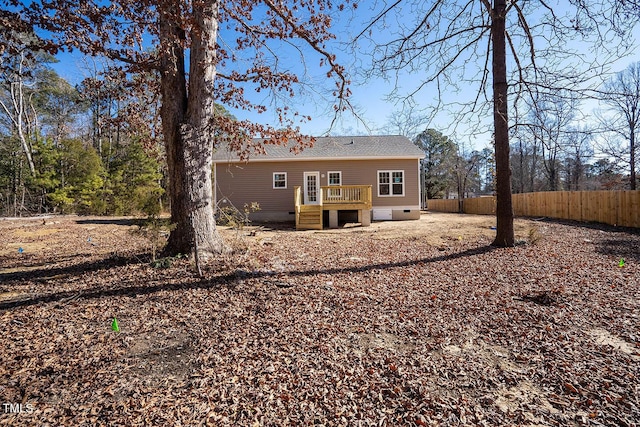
[212,135,425,162]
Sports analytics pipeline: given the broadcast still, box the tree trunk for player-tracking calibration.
[159,0,226,259]
[491,0,515,247]
[0,52,37,176]
[517,140,524,193]
[630,126,636,190]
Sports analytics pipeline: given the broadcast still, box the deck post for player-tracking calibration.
[359,209,371,227]
[329,210,338,228]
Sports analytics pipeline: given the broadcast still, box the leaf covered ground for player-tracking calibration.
[0,213,638,426]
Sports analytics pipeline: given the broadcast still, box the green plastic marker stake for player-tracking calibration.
[619,258,625,268]
[111,317,120,332]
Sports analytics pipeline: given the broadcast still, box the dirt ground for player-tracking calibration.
[294,211,535,245]
[0,211,534,262]
[0,212,638,426]
[0,212,530,306]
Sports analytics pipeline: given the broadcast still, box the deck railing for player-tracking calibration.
[295,185,372,210]
[294,185,303,208]
[321,185,372,208]
[294,186,302,229]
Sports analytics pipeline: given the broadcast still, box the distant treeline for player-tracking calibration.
[1,48,165,217]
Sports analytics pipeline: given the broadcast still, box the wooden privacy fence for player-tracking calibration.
[427,191,640,228]
[426,197,496,215]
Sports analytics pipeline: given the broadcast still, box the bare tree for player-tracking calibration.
[478,147,495,194]
[24,0,353,261]
[563,125,594,191]
[384,105,430,140]
[526,91,582,191]
[452,147,482,211]
[355,1,635,247]
[0,43,41,176]
[598,61,640,190]
[511,125,541,194]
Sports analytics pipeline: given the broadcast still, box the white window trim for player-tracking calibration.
[273,172,287,189]
[327,171,342,186]
[377,170,405,197]
[327,171,342,198]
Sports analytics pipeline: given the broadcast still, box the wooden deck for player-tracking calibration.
[294,185,372,230]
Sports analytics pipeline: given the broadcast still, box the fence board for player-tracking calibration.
[427,190,640,228]
[426,199,459,212]
[464,197,495,215]
[568,192,582,221]
[620,190,640,227]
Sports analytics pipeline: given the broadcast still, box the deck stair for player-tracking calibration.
[296,204,323,230]
[294,185,372,230]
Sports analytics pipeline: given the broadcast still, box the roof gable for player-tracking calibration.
[212,135,425,162]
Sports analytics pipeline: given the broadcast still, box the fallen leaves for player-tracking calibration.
[564,382,579,394]
[0,215,638,425]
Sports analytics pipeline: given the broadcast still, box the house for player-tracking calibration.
[212,135,425,229]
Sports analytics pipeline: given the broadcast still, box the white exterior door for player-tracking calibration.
[303,172,320,205]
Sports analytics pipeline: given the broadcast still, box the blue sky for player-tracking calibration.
[49,1,640,151]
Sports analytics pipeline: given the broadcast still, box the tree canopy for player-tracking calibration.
[598,61,640,190]
[13,0,355,260]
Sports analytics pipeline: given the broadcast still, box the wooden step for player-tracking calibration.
[299,212,319,217]
[296,205,323,230]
